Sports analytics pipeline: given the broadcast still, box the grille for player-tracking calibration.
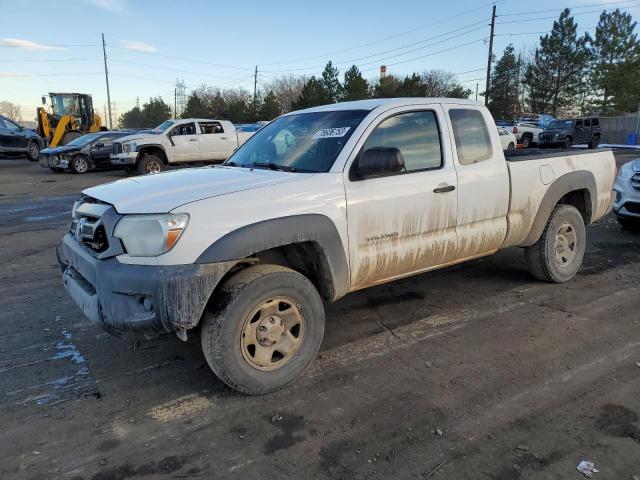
[631,173,640,192]
[112,142,122,155]
[626,202,640,215]
[70,200,112,254]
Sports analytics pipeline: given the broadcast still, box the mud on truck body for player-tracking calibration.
[60,98,616,394]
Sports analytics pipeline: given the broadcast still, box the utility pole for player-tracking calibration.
[475,83,479,101]
[253,65,258,120]
[101,33,112,129]
[485,5,497,106]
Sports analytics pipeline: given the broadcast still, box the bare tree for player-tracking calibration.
[264,75,306,113]
[0,101,22,121]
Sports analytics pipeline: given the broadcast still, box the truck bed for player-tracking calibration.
[502,148,617,248]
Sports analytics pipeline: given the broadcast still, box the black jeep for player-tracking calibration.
[538,117,601,149]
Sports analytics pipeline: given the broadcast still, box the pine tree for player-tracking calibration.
[291,77,332,110]
[488,44,521,120]
[258,91,282,119]
[321,61,341,103]
[523,9,591,116]
[372,75,401,98]
[342,65,369,101]
[182,92,209,119]
[590,8,640,113]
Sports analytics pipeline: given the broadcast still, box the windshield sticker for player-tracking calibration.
[312,127,351,139]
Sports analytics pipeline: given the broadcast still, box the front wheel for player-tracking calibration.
[524,204,586,283]
[137,154,164,175]
[522,135,531,148]
[588,135,600,149]
[26,139,40,161]
[507,142,515,151]
[201,264,325,395]
[69,155,90,174]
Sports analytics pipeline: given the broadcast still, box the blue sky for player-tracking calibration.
[1,0,637,121]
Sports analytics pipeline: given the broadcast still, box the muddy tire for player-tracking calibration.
[201,264,325,395]
[137,154,164,175]
[26,139,40,161]
[69,155,90,174]
[525,204,586,283]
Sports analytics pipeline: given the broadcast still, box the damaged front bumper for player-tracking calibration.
[61,234,237,337]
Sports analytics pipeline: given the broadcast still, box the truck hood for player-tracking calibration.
[83,166,311,214]
[115,132,160,143]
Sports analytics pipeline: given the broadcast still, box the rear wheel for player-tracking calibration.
[522,135,532,148]
[26,139,40,161]
[69,155,90,174]
[201,264,325,395]
[137,154,164,175]
[525,204,586,283]
[588,134,600,149]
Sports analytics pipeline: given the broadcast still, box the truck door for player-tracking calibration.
[167,122,200,162]
[444,106,509,259]
[344,106,458,291]
[197,121,233,161]
[90,134,116,167]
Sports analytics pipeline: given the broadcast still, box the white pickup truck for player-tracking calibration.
[110,118,254,175]
[60,98,616,394]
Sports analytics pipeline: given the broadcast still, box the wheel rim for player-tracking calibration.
[554,222,577,267]
[75,157,88,173]
[146,161,161,174]
[240,296,304,372]
[28,141,39,157]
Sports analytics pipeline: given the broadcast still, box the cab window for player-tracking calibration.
[199,121,224,134]
[584,119,591,127]
[575,119,583,128]
[170,123,196,136]
[449,109,493,165]
[360,110,442,174]
[96,135,115,146]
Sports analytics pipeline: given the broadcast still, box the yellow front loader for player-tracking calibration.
[37,93,105,147]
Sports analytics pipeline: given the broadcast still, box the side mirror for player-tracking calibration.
[41,96,47,105]
[356,147,405,179]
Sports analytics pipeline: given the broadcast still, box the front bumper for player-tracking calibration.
[61,234,238,335]
[40,153,69,169]
[110,152,138,166]
[613,173,640,219]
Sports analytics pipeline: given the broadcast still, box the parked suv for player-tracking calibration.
[0,114,44,161]
[539,117,601,149]
[613,159,640,230]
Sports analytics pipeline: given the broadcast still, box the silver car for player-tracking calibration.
[613,159,640,229]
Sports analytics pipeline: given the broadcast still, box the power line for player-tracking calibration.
[499,0,639,17]
[497,5,640,24]
[109,58,241,80]
[496,26,598,36]
[260,0,507,66]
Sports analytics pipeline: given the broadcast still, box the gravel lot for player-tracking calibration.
[1,153,639,480]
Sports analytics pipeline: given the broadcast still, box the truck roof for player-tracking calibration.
[291,97,482,115]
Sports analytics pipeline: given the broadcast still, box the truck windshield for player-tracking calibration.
[548,120,573,129]
[225,110,369,173]
[151,120,175,133]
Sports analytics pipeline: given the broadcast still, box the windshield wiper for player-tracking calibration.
[251,162,297,172]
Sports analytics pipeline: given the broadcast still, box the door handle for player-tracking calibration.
[433,184,455,193]
[189,138,198,142]
[220,137,228,140]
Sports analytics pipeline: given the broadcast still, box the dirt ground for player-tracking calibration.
[1,154,639,480]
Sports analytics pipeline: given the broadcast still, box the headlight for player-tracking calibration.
[122,142,136,153]
[114,213,189,257]
[618,162,634,179]
[71,199,81,219]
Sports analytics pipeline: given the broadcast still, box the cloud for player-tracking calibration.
[0,38,65,50]
[89,0,127,11]
[120,40,158,53]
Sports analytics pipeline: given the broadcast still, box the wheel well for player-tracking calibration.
[558,189,592,224]
[139,147,167,164]
[214,242,336,301]
[522,132,532,139]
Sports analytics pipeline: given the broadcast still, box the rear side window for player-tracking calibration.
[361,110,442,173]
[449,109,493,165]
[592,118,599,127]
[575,119,583,127]
[584,119,591,127]
[199,121,224,134]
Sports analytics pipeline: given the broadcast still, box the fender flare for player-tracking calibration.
[195,214,349,301]
[136,144,168,163]
[522,170,597,246]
